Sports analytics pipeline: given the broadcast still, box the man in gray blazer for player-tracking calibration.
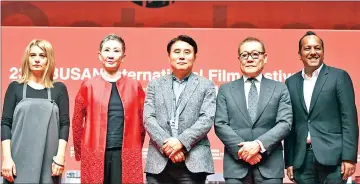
[215,37,293,184]
[144,35,216,184]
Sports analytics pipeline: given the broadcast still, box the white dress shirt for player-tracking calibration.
[242,74,266,153]
[302,64,324,143]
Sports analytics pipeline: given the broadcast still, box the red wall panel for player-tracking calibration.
[2,1,360,29]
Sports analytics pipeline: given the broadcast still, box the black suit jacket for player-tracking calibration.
[284,64,359,169]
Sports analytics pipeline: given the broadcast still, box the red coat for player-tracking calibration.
[72,75,145,183]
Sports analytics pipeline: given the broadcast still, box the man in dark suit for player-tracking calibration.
[284,31,359,184]
[215,37,293,184]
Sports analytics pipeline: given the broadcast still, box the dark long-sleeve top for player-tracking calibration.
[1,81,70,141]
[106,82,125,149]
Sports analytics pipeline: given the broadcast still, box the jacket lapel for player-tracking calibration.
[253,77,275,123]
[308,65,328,115]
[177,74,199,115]
[161,75,174,120]
[296,73,308,113]
[231,78,252,126]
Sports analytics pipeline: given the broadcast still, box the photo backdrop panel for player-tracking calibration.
[2,27,360,182]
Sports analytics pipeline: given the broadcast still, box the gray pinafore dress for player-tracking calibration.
[6,83,60,184]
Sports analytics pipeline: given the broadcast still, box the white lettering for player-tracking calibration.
[264,70,294,82]
[7,67,294,82]
[9,67,21,80]
[71,68,81,80]
[208,69,240,82]
[127,71,136,79]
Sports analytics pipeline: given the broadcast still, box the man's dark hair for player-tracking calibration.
[100,33,126,52]
[167,35,198,55]
[298,31,324,54]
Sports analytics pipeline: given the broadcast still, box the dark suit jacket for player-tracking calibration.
[215,76,293,179]
[284,64,359,169]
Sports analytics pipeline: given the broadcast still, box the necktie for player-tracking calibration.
[248,78,259,123]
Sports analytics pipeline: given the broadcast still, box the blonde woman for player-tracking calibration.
[1,39,69,184]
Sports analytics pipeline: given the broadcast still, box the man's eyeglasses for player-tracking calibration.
[239,51,265,60]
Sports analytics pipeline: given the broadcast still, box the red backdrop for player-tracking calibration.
[2,1,360,29]
[1,27,360,182]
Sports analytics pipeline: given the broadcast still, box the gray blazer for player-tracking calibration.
[143,73,216,174]
[215,76,293,179]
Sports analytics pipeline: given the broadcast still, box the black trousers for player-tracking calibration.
[104,148,122,184]
[293,145,346,184]
[225,166,282,184]
[146,161,207,184]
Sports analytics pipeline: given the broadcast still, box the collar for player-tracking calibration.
[172,72,192,83]
[302,63,323,79]
[243,73,263,83]
[101,70,122,82]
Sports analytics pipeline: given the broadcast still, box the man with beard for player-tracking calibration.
[284,31,359,184]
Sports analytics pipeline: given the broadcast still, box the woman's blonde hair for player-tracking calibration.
[18,39,55,88]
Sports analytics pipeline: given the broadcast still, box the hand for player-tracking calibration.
[286,166,295,182]
[52,155,65,176]
[341,161,356,180]
[1,156,16,182]
[238,141,261,161]
[169,150,186,163]
[162,137,183,157]
[245,153,262,165]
